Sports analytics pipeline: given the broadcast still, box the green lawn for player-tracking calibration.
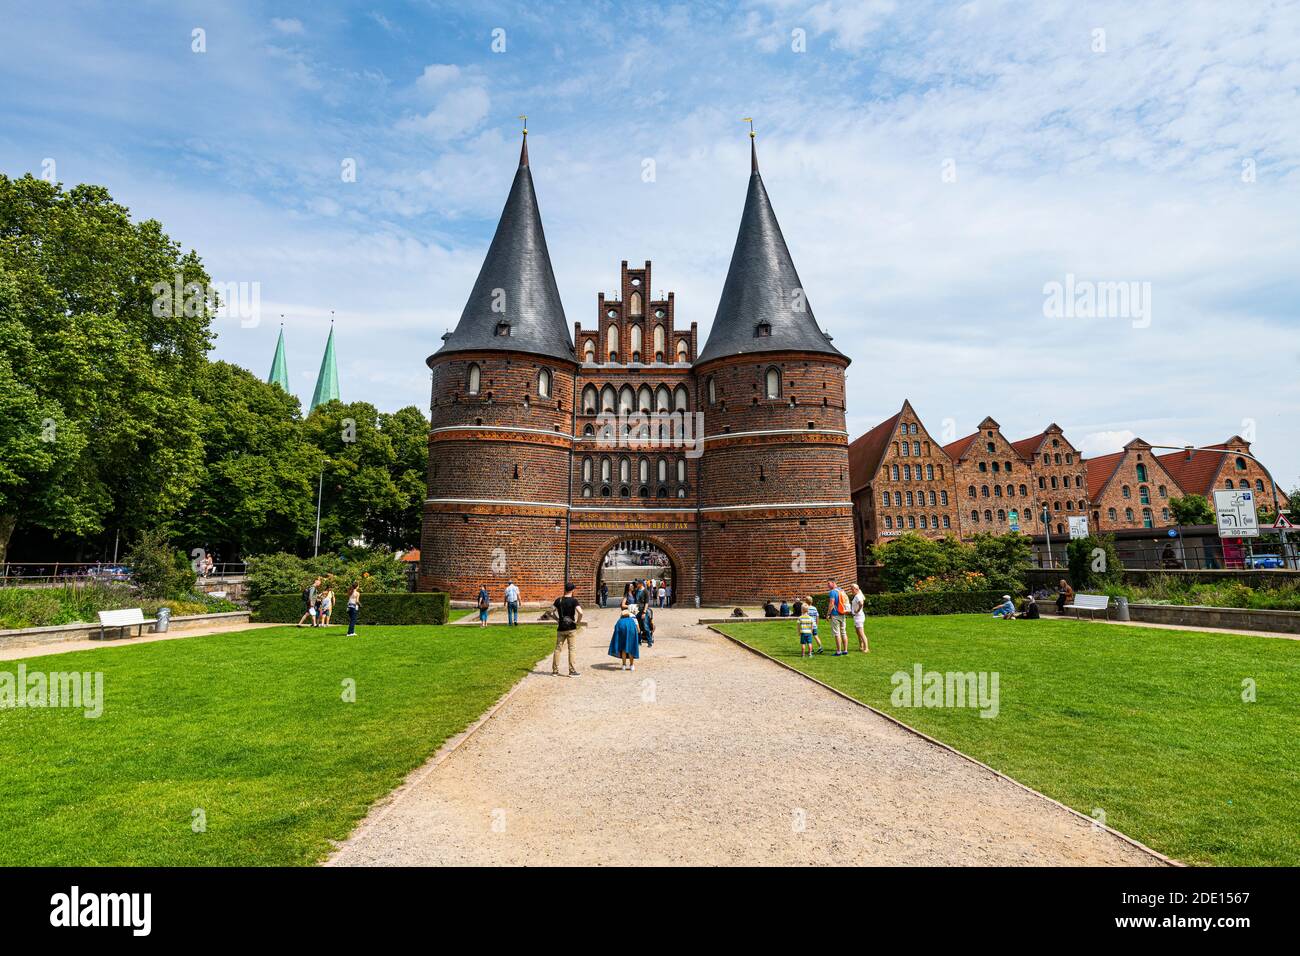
[0,624,555,865]
[717,616,1300,866]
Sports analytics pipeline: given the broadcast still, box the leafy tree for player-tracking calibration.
[124,529,195,600]
[875,533,951,591]
[1066,533,1123,590]
[1169,494,1214,526]
[301,401,418,552]
[245,549,409,605]
[0,174,211,561]
[370,406,429,549]
[170,361,320,559]
[965,532,1033,593]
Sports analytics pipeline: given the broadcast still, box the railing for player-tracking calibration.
[1031,538,1299,572]
[0,562,248,586]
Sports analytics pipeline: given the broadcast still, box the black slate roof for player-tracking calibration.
[696,142,845,366]
[432,136,575,364]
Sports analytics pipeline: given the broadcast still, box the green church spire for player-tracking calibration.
[268,325,290,392]
[310,323,340,412]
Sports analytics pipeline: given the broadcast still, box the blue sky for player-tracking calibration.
[3,0,1298,489]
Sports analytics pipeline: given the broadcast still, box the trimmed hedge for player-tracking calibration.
[811,590,1008,618]
[252,592,450,625]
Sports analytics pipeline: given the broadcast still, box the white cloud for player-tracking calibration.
[397,85,490,139]
[271,17,304,35]
[1078,431,1137,457]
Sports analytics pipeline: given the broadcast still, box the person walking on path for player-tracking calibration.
[297,577,322,628]
[345,582,361,636]
[657,583,666,608]
[849,583,868,653]
[827,580,848,656]
[504,580,520,626]
[796,605,816,658]
[477,585,490,627]
[552,582,583,677]
[1056,579,1074,616]
[608,607,641,671]
[599,581,608,608]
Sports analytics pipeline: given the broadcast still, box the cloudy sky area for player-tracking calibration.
[3,0,1298,487]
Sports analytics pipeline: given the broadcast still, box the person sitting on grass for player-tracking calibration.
[1015,594,1041,619]
[797,606,815,658]
[763,599,779,617]
[779,599,790,617]
[992,594,1016,619]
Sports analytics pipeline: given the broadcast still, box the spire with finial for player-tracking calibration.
[431,120,572,364]
[268,319,290,392]
[519,114,528,167]
[696,123,844,365]
[310,316,340,412]
[744,117,757,172]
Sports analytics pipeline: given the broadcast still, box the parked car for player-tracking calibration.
[1245,554,1284,569]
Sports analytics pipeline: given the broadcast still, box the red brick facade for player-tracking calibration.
[945,417,1037,538]
[1011,424,1089,538]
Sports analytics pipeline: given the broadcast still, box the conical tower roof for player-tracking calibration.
[697,135,845,366]
[310,324,340,412]
[432,132,574,364]
[268,325,290,392]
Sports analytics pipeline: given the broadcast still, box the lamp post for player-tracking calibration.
[313,469,324,557]
[1041,503,1053,569]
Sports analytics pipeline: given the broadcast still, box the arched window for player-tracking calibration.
[981,485,990,498]
[993,485,1003,497]
[1108,507,1117,521]
[926,465,934,480]
[1256,479,1265,492]
[894,492,902,506]
[537,368,552,399]
[629,324,643,362]
[967,484,976,498]
[582,458,592,482]
[884,516,893,529]
[997,509,1006,522]
[984,509,993,522]
[653,325,665,362]
[656,386,671,411]
[940,491,949,505]
[1235,456,1247,471]
[584,340,596,363]
[942,515,951,528]
[619,457,630,483]
[582,424,595,437]
[1142,508,1153,528]
[657,458,668,482]
[582,485,593,498]
[764,366,781,399]
[677,459,686,482]
[901,442,910,457]
[629,290,642,315]
[619,386,635,413]
[707,376,716,404]
[913,441,921,456]
[674,385,689,411]
[600,458,612,482]
[903,465,912,481]
[601,385,616,412]
[1225,479,1234,489]
[607,325,619,361]
[1136,463,1148,482]
[971,510,980,523]
[882,491,890,507]
[467,363,481,395]
[582,385,597,413]
[1125,507,1134,521]
[893,465,900,480]
[639,458,649,483]
[676,340,688,363]
[1121,484,1131,498]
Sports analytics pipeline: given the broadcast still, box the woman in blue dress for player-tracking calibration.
[608,608,641,671]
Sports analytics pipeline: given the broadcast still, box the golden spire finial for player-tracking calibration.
[743,117,755,139]
[519,114,528,135]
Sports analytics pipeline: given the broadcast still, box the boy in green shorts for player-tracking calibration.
[797,608,815,658]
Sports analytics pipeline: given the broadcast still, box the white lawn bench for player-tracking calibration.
[1063,593,1111,620]
[97,608,155,640]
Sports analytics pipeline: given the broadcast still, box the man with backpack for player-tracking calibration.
[551,582,583,677]
[827,579,849,656]
[297,577,322,628]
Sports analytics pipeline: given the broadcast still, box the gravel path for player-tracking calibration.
[330,607,1163,866]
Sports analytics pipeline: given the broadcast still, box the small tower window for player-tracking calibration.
[495,321,511,337]
[755,321,772,338]
[764,366,781,399]
[538,368,552,399]
[707,376,716,404]
[676,340,689,363]
[466,363,481,395]
[584,340,596,363]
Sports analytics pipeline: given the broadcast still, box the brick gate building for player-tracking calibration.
[419,132,855,605]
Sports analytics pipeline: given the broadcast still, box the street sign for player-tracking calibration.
[1009,509,1019,532]
[1213,489,1260,538]
[1068,515,1089,539]
[1168,528,1178,537]
[1274,513,1295,530]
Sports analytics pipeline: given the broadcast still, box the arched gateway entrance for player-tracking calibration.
[595,539,677,607]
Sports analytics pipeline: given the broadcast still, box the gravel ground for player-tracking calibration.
[330,607,1163,866]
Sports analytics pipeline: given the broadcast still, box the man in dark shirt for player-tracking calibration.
[634,580,653,646]
[552,582,583,677]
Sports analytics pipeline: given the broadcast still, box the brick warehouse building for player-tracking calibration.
[420,132,855,604]
[849,401,1280,555]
